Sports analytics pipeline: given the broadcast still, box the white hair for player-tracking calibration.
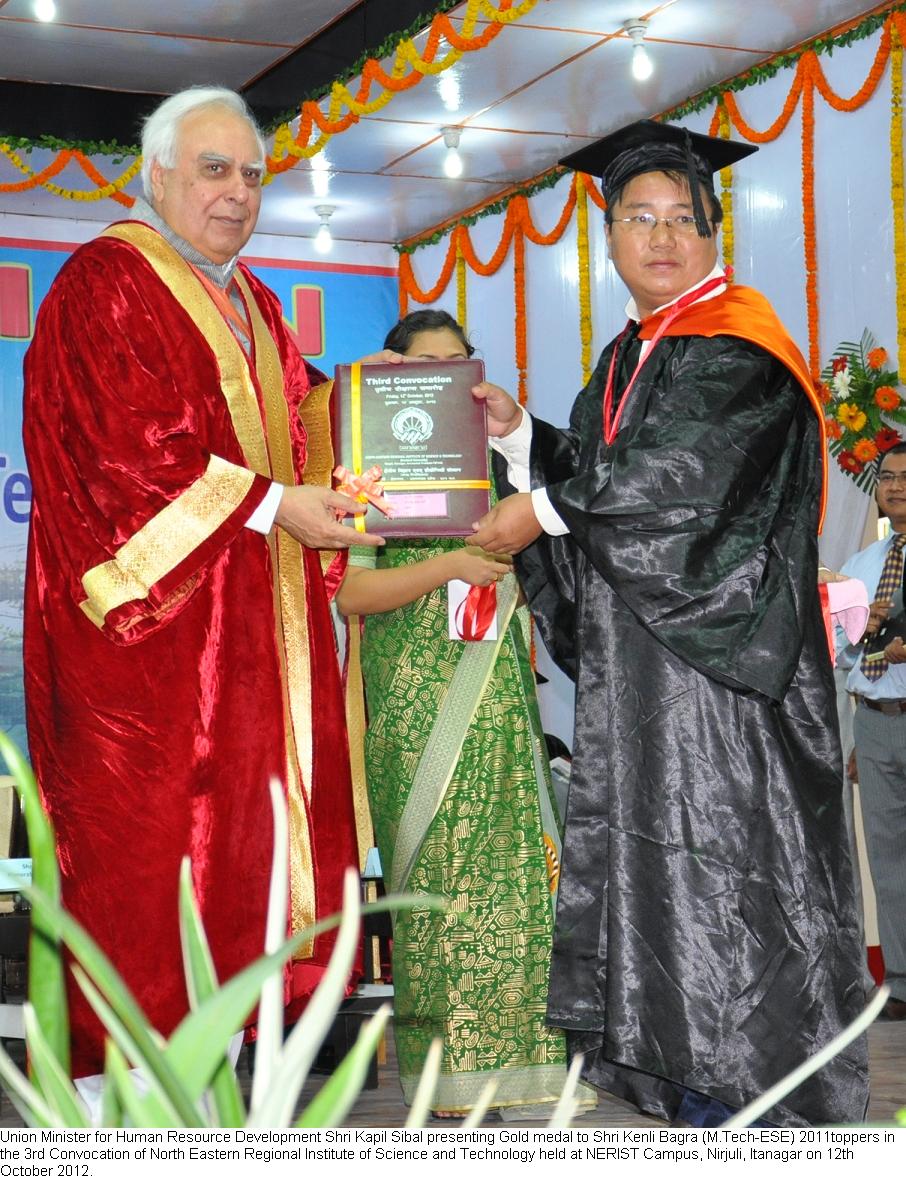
[140,87,266,199]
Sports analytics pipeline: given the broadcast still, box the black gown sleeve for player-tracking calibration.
[516,336,821,702]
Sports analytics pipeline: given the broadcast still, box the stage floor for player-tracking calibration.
[0,1020,901,1127]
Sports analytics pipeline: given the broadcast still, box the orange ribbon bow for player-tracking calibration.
[333,464,395,518]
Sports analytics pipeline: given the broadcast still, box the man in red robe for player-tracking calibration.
[22,86,380,1079]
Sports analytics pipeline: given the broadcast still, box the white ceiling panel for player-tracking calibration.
[0,0,890,243]
[650,0,882,53]
[463,35,766,137]
[257,158,501,243]
[0,0,349,45]
[0,21,279,91]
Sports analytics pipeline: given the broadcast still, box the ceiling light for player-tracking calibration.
[438,69,462,113]
[34,0,56,20]
[442,127,463,179]
[313,205,335,255]
[624,19,653,82]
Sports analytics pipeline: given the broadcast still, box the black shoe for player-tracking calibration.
[879,996,906,1021]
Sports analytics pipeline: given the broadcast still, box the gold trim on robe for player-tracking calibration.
[97,221,319,952]
[297,378,340,578]
[80,454,254,628]
[238,270,319,936]
[296,376,374,868]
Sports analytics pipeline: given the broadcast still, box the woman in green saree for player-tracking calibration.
[337,311,592,1117]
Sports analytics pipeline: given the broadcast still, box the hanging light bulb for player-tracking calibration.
[442,127,463,179]
[313,205,335,255]
[624,19,654,82]
[34,0,56,20]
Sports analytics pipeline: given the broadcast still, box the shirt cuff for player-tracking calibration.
[488,408,569,536]
[488,408,531,491]
[531,488,569,536]
[245,481,284,534]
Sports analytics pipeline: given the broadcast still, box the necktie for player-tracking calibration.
[861,533,906,680]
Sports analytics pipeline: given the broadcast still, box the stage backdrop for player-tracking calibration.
[0,221,398,750]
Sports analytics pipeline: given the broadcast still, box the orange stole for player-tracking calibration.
[638,285,828,531]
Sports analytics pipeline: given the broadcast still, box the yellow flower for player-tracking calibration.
[837,402,867,432]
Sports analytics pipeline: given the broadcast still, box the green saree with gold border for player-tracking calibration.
[351,538,582,1114]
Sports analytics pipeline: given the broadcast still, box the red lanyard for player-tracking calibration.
[602,272,728,445]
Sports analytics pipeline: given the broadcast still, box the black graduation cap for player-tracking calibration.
[559,119,758,238]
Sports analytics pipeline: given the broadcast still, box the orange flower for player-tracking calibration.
[816,381,833,404]
[853,438,879,462]
[837,402,867,432]
[825,418,842,440]
[875,384,901,410]
[867,346,888,369]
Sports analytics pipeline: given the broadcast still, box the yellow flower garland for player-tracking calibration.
[44,158,142,201]
[891,26,906,377]
[456,241,467,331]
[576,176,593,384]
[717,103,735,275]
[0,143,141,201]
[268,0,539,168]
[0,0,540,196]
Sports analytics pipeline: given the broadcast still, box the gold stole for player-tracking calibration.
[101,222,324,951]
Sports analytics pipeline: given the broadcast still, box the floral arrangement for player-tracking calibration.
[820,329,906,491]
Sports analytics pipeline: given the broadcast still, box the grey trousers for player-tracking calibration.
[853,702,906,1000]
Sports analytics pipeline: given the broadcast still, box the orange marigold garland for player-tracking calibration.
[267,0,539,172]
[513,222,527,405]
[0,144,138,205]
[722,61,805,143]
[823,329,906,492]
[801,54,820,382]
[891,23,906,379]
[811,20,890,111]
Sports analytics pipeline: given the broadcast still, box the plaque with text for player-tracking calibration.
[332,360,490,537]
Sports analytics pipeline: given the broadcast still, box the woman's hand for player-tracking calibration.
[447,546,512,587]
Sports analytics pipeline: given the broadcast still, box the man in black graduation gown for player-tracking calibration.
[472,121,869,1126]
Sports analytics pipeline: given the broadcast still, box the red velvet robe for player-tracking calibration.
[23,221,358,1077]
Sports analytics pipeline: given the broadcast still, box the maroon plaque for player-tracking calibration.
[332,360,491,537]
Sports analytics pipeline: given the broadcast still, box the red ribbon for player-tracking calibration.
[818,582,834,664]
[602,269,731,445]
[333,464,395,517]
[455,583,498,641]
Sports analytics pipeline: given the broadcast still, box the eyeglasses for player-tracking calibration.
[878,471,906,485]
[610,214,709,236]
